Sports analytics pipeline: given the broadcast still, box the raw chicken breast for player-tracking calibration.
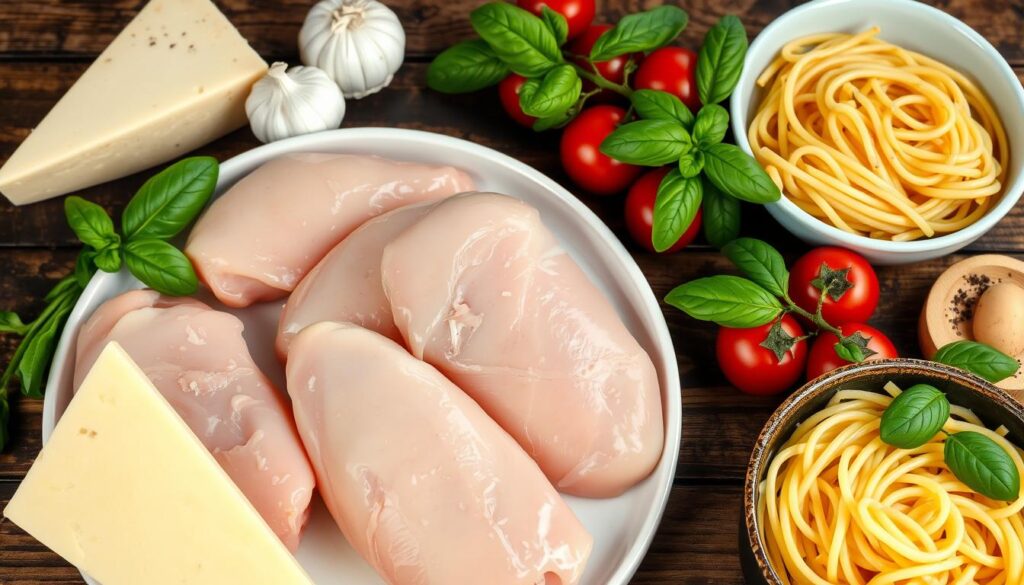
[381,193,664,498]
[275,201,433,359]
[74,290,315,551]
[185,153,475,308]
[287,322,593,585]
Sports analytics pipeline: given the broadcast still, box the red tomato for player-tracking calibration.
[568,24,640,86]
[805,323,898,381]
[624,167,702,252]
[717,315,808,396]
[789,247,880,325]
[634,47,700,112]
[516,0,595,40]
[498,74,537,127]
[560,105,642,195]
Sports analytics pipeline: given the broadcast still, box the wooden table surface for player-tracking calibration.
[1,0,1023,583]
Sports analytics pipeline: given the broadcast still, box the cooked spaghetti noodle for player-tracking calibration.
[759,383,1024,585]
[749,28,1008,241]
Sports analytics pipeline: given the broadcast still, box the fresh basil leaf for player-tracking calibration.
[702,179,741,248]
[44,275,79,304]
[696,15,748,105]
[64,196,117,249]
[665,275,782,328]
[589,6,688,62]
[0,311,28,336]
[123,239,199,296]
[471,3,561,77]
[880,384,950,449]
[540,6,569,46]
[519,64,581,117]
[945,431,1021,501]
[122,157,218,241]
[631,89,695,128]
[693,104,729,146]
[933,340,1020,383]
[94,246,122,273]
[721,238,788,298]
[533,109,574,131]
[16,293,76,399]
[703,143,780,203]
[600,120,692,166]
[678,150,704,178]
[427,39,511,93]
[74,249,97,288]
[652,170,702,252]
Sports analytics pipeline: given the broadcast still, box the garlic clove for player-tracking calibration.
[299,0,406,99]
[245,62,346,144]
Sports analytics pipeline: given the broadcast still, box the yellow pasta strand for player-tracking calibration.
[759,385,1024,585]
[749,28,1008,241]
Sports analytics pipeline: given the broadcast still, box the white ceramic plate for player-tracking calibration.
[41,127,682,585]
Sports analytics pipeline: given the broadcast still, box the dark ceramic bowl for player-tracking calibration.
[740,358,1024,585]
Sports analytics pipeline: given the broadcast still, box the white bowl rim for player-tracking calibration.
[40,126,683,585]
[729,0,1024,253]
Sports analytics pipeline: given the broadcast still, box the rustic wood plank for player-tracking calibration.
[1,62,1023,252]
[0,481,746,584]
[0,0,1021,65]
[0,247,1011,481]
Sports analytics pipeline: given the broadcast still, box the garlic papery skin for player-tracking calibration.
[299,0,406,99]
[245,62,346,144]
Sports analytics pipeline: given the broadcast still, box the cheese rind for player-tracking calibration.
[0,0,267,205]
[3,343,313,585]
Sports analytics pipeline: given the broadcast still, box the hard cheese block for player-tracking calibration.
[3,343,313,585]
[0,0,267,205]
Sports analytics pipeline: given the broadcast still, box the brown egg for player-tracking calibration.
[973,282,1024,356]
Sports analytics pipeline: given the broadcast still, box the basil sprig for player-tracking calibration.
[600,120,693,166]
[878,385,1020,501]
[470,2,562,77]
[0,157,218,451]
[933,340,1020,383]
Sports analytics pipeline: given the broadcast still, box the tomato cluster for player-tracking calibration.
[503,0,701,253]
[717,247,896,396]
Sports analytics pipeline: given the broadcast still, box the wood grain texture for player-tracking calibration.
[1,482,745,584]
[0,0,1022,63]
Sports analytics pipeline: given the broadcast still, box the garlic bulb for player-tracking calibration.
[299,0,406,99]
[245,62,346,144]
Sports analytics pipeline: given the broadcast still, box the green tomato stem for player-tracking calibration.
[782,295,843,337]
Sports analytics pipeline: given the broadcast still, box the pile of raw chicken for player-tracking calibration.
[73,154,665,585]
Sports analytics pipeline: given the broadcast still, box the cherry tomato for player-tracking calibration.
[516,0,595,41]
[805,323,898,381]
[560,105,642,195]
[568,24,640,86]
[789,247,880,325]
[498,74,537,127]
[717,315,808,396]
[625,167,702,252]
[634,47,701,112]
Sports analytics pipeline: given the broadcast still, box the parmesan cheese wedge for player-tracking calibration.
[3,343,313,585]
[0,0,267,205]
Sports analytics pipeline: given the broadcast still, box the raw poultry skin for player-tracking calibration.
[381,193,664,498]
[287,322,593,585]
[73,290,315,551]
[275,201,433,359]
[184,153,475,308]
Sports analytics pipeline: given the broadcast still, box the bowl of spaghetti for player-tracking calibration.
[730,0,1024,264]
[742,358,1024,585]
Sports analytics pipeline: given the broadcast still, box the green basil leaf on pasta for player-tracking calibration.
[880,384,950,449]
[945,431,1021,501]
